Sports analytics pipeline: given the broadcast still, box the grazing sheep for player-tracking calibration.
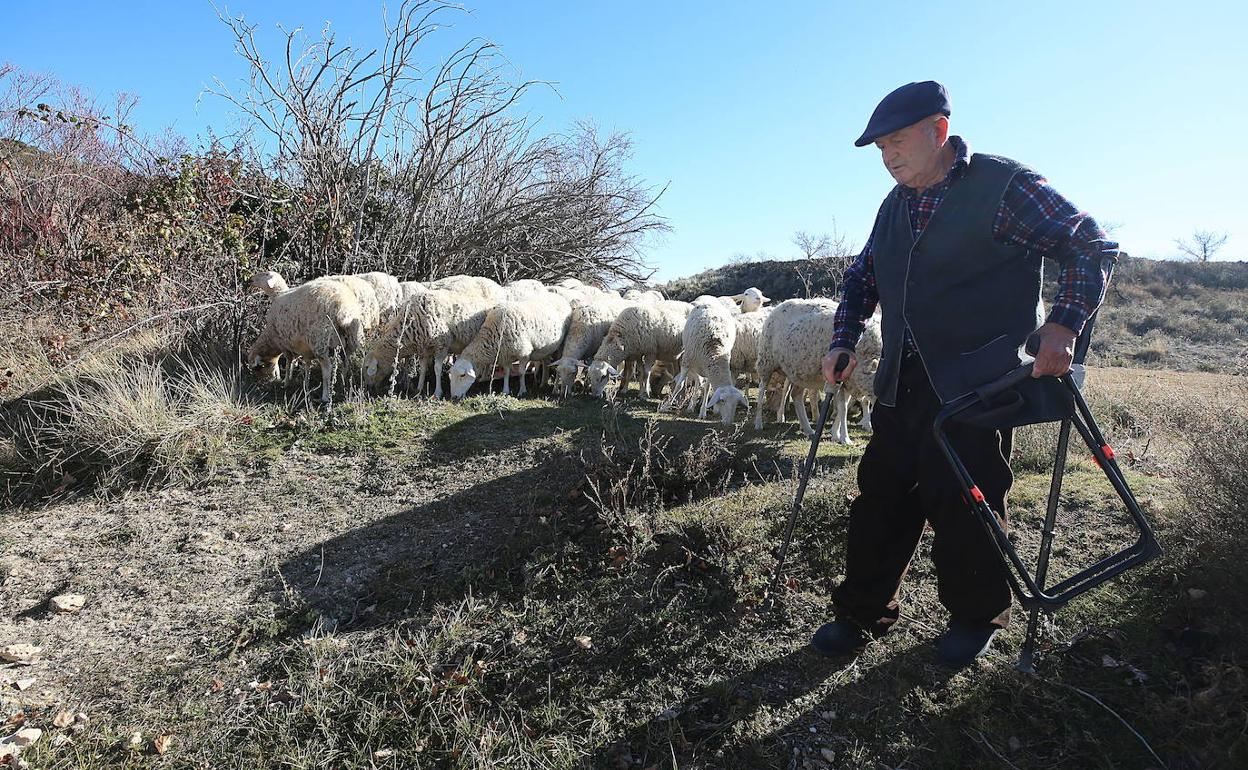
[430,274,506,302]
[730,307,772,403]
[662,296,747,423]
[246,278,368,403]
[621,288,665,304]
[503,278,548,301]
[399,281,430,303]
[448,295,573,398]
[753,300,882,442]
[362,288,496,398]
[552,293,630,397]
[831,313,883,442]
[752,299,837,438]
[354,271,402,316]
[587,300,691,398]
[249,269,381,330]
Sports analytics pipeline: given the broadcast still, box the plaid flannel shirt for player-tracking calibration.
[830,136,1117,353]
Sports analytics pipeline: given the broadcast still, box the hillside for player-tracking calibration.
[658,256,1248,374]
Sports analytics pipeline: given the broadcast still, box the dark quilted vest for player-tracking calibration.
[872,153,1045,406]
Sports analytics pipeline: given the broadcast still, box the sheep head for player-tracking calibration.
[586,360,619,397]
[448,358,478,399]
[250,270,289,297]
[734,287,770,313]
[707,385,749,424]
[246,351,281,382]
[553,356,583,397]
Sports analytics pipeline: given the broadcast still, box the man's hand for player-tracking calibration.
[1031,322,1077,377]
[822,347,858,385]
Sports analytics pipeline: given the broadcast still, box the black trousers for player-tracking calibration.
[831,351,1014,635]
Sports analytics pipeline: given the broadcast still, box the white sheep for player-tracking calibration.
[621,287,665,304]
[362,288,497,398]
[249,269,381,330]
[731,286,771,313]
[586,300,691,398]
[551,293,630,397]
[752,300,882,443]
[354,271,402,316]
[503,278,548,301]
[430,274,506,302]
[729,307,771,404]
[448,295,572,398]
[398,281,430,303]
[246,278,369,403]
[662,296,747,423]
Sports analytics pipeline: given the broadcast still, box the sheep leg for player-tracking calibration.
[858,396,874,432]
[794,386,815,438]
[319,357,336,404]
[697,379,713,419]
[753,362,776,430]
[415,356,429,396]
[641,355,657,399]
[834,387,852,444]
[501,363,511,396]
[518,357,532,397]
[777,380,792,422]
[432,354,446,399]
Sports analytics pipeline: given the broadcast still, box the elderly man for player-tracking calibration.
[813,81,1117,666]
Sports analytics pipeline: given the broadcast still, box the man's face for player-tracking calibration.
[874,118,943,188]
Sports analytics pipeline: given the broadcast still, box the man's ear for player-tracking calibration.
[932,114,950,144]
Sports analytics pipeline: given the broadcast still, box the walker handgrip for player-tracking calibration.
[1025,331,1043,357]
[833,353,850,376]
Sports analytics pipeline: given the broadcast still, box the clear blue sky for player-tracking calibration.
[5,0,1245,280]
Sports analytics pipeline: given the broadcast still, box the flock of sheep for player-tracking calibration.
[245,269,883,443]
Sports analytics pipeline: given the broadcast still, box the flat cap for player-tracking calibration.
[854,81,951,147]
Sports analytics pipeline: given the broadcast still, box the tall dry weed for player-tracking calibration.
[2,349,258,502]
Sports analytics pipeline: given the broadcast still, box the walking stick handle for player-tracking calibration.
[833,352,850,377]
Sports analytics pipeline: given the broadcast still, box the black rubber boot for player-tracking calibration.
[810,620,868,657]
[935,621,998,667]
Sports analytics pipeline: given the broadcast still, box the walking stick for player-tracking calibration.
[767,353,849,602]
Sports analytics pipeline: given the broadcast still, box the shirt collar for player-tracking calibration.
[900,135,970,198]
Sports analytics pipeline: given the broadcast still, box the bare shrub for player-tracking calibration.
[791,227,856,299]
[212,0,667,285]
[1173,388,1248,572]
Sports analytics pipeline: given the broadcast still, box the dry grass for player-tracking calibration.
[1,330,262,503]
[3,351,1247,769]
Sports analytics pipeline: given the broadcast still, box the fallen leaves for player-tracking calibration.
[13,679,35,692]
[51,711,74,729]
[573,635,593,650]
[153,734,173,755]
